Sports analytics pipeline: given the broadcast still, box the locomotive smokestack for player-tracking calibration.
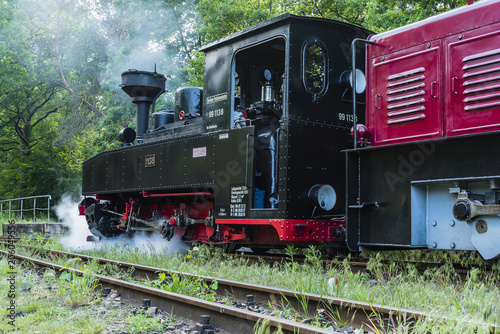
[120,70,166,144]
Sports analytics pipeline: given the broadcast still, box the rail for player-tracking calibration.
[4,242,499,333]
[2,248,341,334]
[0,195,52,221]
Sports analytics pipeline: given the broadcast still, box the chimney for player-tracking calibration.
[120,70,166,144]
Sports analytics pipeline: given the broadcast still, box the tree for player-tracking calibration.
[0,0,106,200]
[363,0,468,32]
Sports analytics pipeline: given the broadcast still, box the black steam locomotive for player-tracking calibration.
[81,1,500,260]
[81,14,369,253]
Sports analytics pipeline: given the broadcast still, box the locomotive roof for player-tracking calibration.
[368,0,500,58]
[199,13,371,52]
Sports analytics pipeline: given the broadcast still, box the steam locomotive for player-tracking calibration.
[81,0,500,260]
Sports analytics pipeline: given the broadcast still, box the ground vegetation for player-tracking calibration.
[12,236,500,333]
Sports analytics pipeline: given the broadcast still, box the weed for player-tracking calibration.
[41,238,500,333]
[0,258,115,333]
[149,272,218,301]
[56,258,100,307]
[366,253,386,282]
[304,245,323,269]
[253,318,283,334]
[284,244,297,262]
[127,309,165,334]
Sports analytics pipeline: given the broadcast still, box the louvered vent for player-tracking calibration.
[386,67,427,125]
[462,49,500,112]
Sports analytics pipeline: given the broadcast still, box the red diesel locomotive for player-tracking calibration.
[81,0,500,260]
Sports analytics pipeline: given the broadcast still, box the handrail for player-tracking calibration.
[0,195,52,222]
[351,38,374,149]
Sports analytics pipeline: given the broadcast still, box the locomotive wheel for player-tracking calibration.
[85,203,105,238]
[97,215,122,238]
[161,224,175,241]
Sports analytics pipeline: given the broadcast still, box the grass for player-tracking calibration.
[56,258,101,307]
[360,248,493,268]
[0,213,53,224]
[147,271,218,302]
[16,235,500,333]
[0,258,120,333]
[127,310,165,334]
[254,318,284,334]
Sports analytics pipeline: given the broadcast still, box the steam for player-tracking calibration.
[55,196,92,249]
[11,0,192,137]
[55,196,187,255]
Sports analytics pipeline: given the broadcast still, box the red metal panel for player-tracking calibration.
[444,22,500,136]
[215,218,344,242]
[368,43,443,145]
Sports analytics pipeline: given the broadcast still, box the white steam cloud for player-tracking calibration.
[55,196,187,255]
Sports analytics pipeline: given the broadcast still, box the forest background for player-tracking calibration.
[0,0,467,205]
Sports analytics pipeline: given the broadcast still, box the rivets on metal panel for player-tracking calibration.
[450,242,456,249]
[450,220,455,227]
[431,242,437,248]
[432,220,437,226]
[458,34,463,40]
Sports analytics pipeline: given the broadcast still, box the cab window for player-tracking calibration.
[302,39,327,98]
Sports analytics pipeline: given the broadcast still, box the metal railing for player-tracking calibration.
[0,195,52,221]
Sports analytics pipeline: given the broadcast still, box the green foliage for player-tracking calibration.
[186,51,205,87]
[0,259,112,333]
[304,245,322,268]
[195,0,272,43]
[363,0,468,32]
[284,244,298,262]
[127,310,165,334]
[70,240,500,332]
[253,318,284,334]
[149,272,218,302]
[56,258,100,307]
[0,0,106,202]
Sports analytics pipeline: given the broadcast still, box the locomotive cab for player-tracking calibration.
[197,14,371,248]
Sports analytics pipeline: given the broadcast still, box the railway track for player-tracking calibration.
[0,237,479,279]
[4,243,493,334]
[1,249,335,334]
[236,252,473,281]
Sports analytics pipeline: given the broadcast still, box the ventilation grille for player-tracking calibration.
[385,67,427,125]
[462,48,500,112]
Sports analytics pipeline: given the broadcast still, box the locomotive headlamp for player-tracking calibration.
[119,127,136,144]
[309,184,337,211]
[349,69,366,94]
